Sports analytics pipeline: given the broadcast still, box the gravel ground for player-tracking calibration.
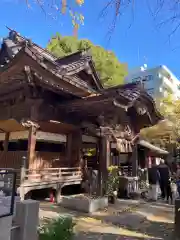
[39,199,175,240]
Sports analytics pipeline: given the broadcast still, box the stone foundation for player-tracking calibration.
[60,195,108,213]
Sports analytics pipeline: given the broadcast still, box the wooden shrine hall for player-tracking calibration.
[0,30,162,199]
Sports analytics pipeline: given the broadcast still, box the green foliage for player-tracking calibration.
[106,165,119,196]
[83,148,96,157]
[140,94,180,147]
[39,216,75,240]
[47,34,128,87]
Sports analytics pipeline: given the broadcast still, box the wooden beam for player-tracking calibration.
[82,135,97,143]
[0,133,5,141]
[9,131,29,140]
[36,131,67,142]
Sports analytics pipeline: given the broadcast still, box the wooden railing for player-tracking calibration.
[21,167,82,185]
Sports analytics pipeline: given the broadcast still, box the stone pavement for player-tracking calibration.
[39,199,174,239]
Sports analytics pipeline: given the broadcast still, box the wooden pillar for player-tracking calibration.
[98,136,111,196]
[66,130,82,167]
[3,132,9,152]
[132,143,138,177]
[66,133,72,167]
[27,126,37,169]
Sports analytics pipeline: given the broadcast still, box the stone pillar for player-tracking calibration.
[13,200,39,240]
[0,216,12,240]
[55,187,62,204]
[175,199,180,239]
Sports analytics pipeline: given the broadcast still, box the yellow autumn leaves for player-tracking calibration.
[61,0,84,14]
[76,0,84,6]
[108,165,119,173]
[61,0,85,36]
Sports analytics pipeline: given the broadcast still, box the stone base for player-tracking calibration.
[129,191,141,200]
[0,216,12,240]
[175,199,180,239]
[60,195,108,213]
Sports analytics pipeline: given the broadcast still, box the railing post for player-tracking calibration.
[20,166,26,184]
[59,169,61,179]
[20,157,26,201]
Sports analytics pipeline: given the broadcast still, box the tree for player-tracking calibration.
[140,94,180,147]
[26,1,180,37]
[47,34,128,87]
[25,0,85,36]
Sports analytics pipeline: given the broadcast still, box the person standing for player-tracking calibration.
[148,159,160,201]
[176,163,180,197]
[158,159,172,203]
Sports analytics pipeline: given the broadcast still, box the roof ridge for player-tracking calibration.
[6,27,57,61]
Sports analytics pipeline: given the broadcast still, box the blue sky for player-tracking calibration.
[1,0,180,78]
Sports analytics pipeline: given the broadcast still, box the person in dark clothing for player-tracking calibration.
[176,163,180,197]
[166,178,173,203]
[148,160,160,201]
[158,159,172,203]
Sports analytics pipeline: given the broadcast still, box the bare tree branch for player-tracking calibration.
[23,0,180,38]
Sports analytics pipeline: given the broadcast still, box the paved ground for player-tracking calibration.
[39,199,175,240]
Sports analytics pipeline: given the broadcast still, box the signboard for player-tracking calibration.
[0,133,5,141]
[36,131,67,142]
[0,131,28,141]
[0,131,67,143]
[0,169,16,218]
[9,131,29,140]
[82,135,97,143]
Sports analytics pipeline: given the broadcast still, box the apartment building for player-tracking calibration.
[125,65,180,102]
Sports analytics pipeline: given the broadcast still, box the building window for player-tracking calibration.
[163,91,168,97]
[162,84,173,94]
[147,88,154,95]
[132,77,141,82]
[158,73,161,78]
[133,75,153,83]
[147,75,153,81]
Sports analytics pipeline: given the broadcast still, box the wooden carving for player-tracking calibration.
[124,125,132,137]
[21,119,40,131]
[135,102,147,115]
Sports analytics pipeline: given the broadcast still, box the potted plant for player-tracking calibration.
[106,165,119,204]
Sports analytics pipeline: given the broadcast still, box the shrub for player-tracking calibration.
[106,165,119,196]
[39,216,75,240]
